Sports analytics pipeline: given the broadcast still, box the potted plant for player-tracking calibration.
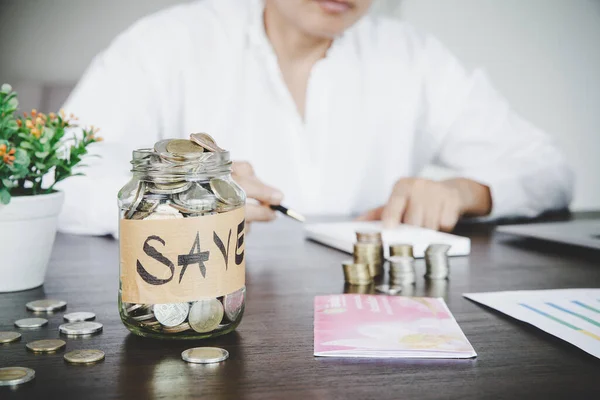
[0,83,101,292]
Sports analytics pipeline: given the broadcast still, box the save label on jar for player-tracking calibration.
[120,206,245,304]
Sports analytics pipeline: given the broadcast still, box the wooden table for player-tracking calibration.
[1,213,600,399]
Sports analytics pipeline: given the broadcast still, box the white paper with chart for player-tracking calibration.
[464,289,600,359]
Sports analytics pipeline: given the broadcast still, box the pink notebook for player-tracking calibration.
[314,295,477,358]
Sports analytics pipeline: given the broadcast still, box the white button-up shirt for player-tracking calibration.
[58,0,573,237]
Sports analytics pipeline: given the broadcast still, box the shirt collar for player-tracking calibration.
[246,0,351,59]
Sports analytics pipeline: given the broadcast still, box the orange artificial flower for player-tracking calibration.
[31,128,41,138]
[16,120,22,127]
[25,120,34,129]
[49,112,56,120]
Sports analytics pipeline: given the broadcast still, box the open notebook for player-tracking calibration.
[314,294,477,358]
[305,221,470,258]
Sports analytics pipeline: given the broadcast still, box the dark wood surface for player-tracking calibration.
[1,212,600,399]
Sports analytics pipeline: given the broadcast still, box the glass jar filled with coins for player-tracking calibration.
[118,133,246,339]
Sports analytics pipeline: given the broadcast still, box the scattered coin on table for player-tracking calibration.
[181,347,229,364]
[64,349,105,365]
[375,284,403,296]
[26,299,67,312]
[59,321,103,336]
[63,311,96,322]
[0,331,21,344]
[26,339,66,353]
[14,317,49,329]
[0,367,35,387]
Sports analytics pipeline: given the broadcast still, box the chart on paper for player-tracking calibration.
[463,289,600,359]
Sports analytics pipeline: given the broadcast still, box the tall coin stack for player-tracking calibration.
[424,244,451,279]
[388,243,416,285]
[354,231,384,277]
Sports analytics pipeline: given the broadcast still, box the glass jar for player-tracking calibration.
[118,136,246,339]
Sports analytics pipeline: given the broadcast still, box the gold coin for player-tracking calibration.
[64,349,105,364]
[190,132,225,152]
[0,367,35,386]
[26,339,66,353]
[166,139,204,155]
[389,244,414,258]
[0,331,21,344]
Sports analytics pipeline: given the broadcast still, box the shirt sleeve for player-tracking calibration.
[417,34,574,219]
[56,19,175,237]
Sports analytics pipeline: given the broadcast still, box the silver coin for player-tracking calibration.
[174,183,217,211]
[425,244,451,255]
[125,181,146,219]
[0,332,21,344]
[125,303,143,314]
[63,312,96,322]
[143,204,184,220]
[181,347,229,364]
[209,178,242,205]
[153,303,190,327]
[59,321,103,336]
[131,313,155,322]
[26,299,67,312]
[224,289,245,322]
[147,181,192,195]
[375,284,402,295]
[188,299,224,333]
[14,317,48,329]
[0,367,35,386]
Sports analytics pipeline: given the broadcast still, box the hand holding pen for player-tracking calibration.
[232,161,305,224]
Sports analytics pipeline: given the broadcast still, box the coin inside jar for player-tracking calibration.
[26,339,66,353]
[64,349,105,364]
[26,299,67,312]
[63,312,96,322]
[224,289,245,322]
[0,332,21,344]
[188,299,224,333]
[209,178,242,205]
[59,321,103,336]
[153,303,190,327]
[181,347,229,364]
[166,139,205,156]
[0,367,35,386]
[190,132,224,152]
[14,317,48,329]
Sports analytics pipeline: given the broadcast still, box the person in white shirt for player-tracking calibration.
[59,0,573,237]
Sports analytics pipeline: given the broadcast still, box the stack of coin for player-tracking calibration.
[389,243,414,258]
[342,261,373,285]
[354,231,383,277]
[424,244,451,280]
[388,255,417,285]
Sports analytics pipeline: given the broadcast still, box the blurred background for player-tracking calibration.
[0,0,598,211]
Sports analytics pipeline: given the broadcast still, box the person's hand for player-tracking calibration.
[357,178,491,232]
[232,161,283,223]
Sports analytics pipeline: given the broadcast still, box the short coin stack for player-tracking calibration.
[342,261,373,285]
[388,255,417,285]
[425,244,451,280]
[353,231,384,277]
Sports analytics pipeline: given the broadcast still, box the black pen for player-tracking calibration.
[270,205,306,223]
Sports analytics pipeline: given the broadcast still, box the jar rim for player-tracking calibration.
[130,148,232,181]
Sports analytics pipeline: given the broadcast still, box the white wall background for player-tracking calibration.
[0,0,599,210]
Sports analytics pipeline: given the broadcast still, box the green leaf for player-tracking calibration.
[20,142,34,150]
[0,187,10,205]
[35,162,46,170]
[34,151,49,158]
[2,179,12,187]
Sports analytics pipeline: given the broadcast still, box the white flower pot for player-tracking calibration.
[0,191,64,292]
